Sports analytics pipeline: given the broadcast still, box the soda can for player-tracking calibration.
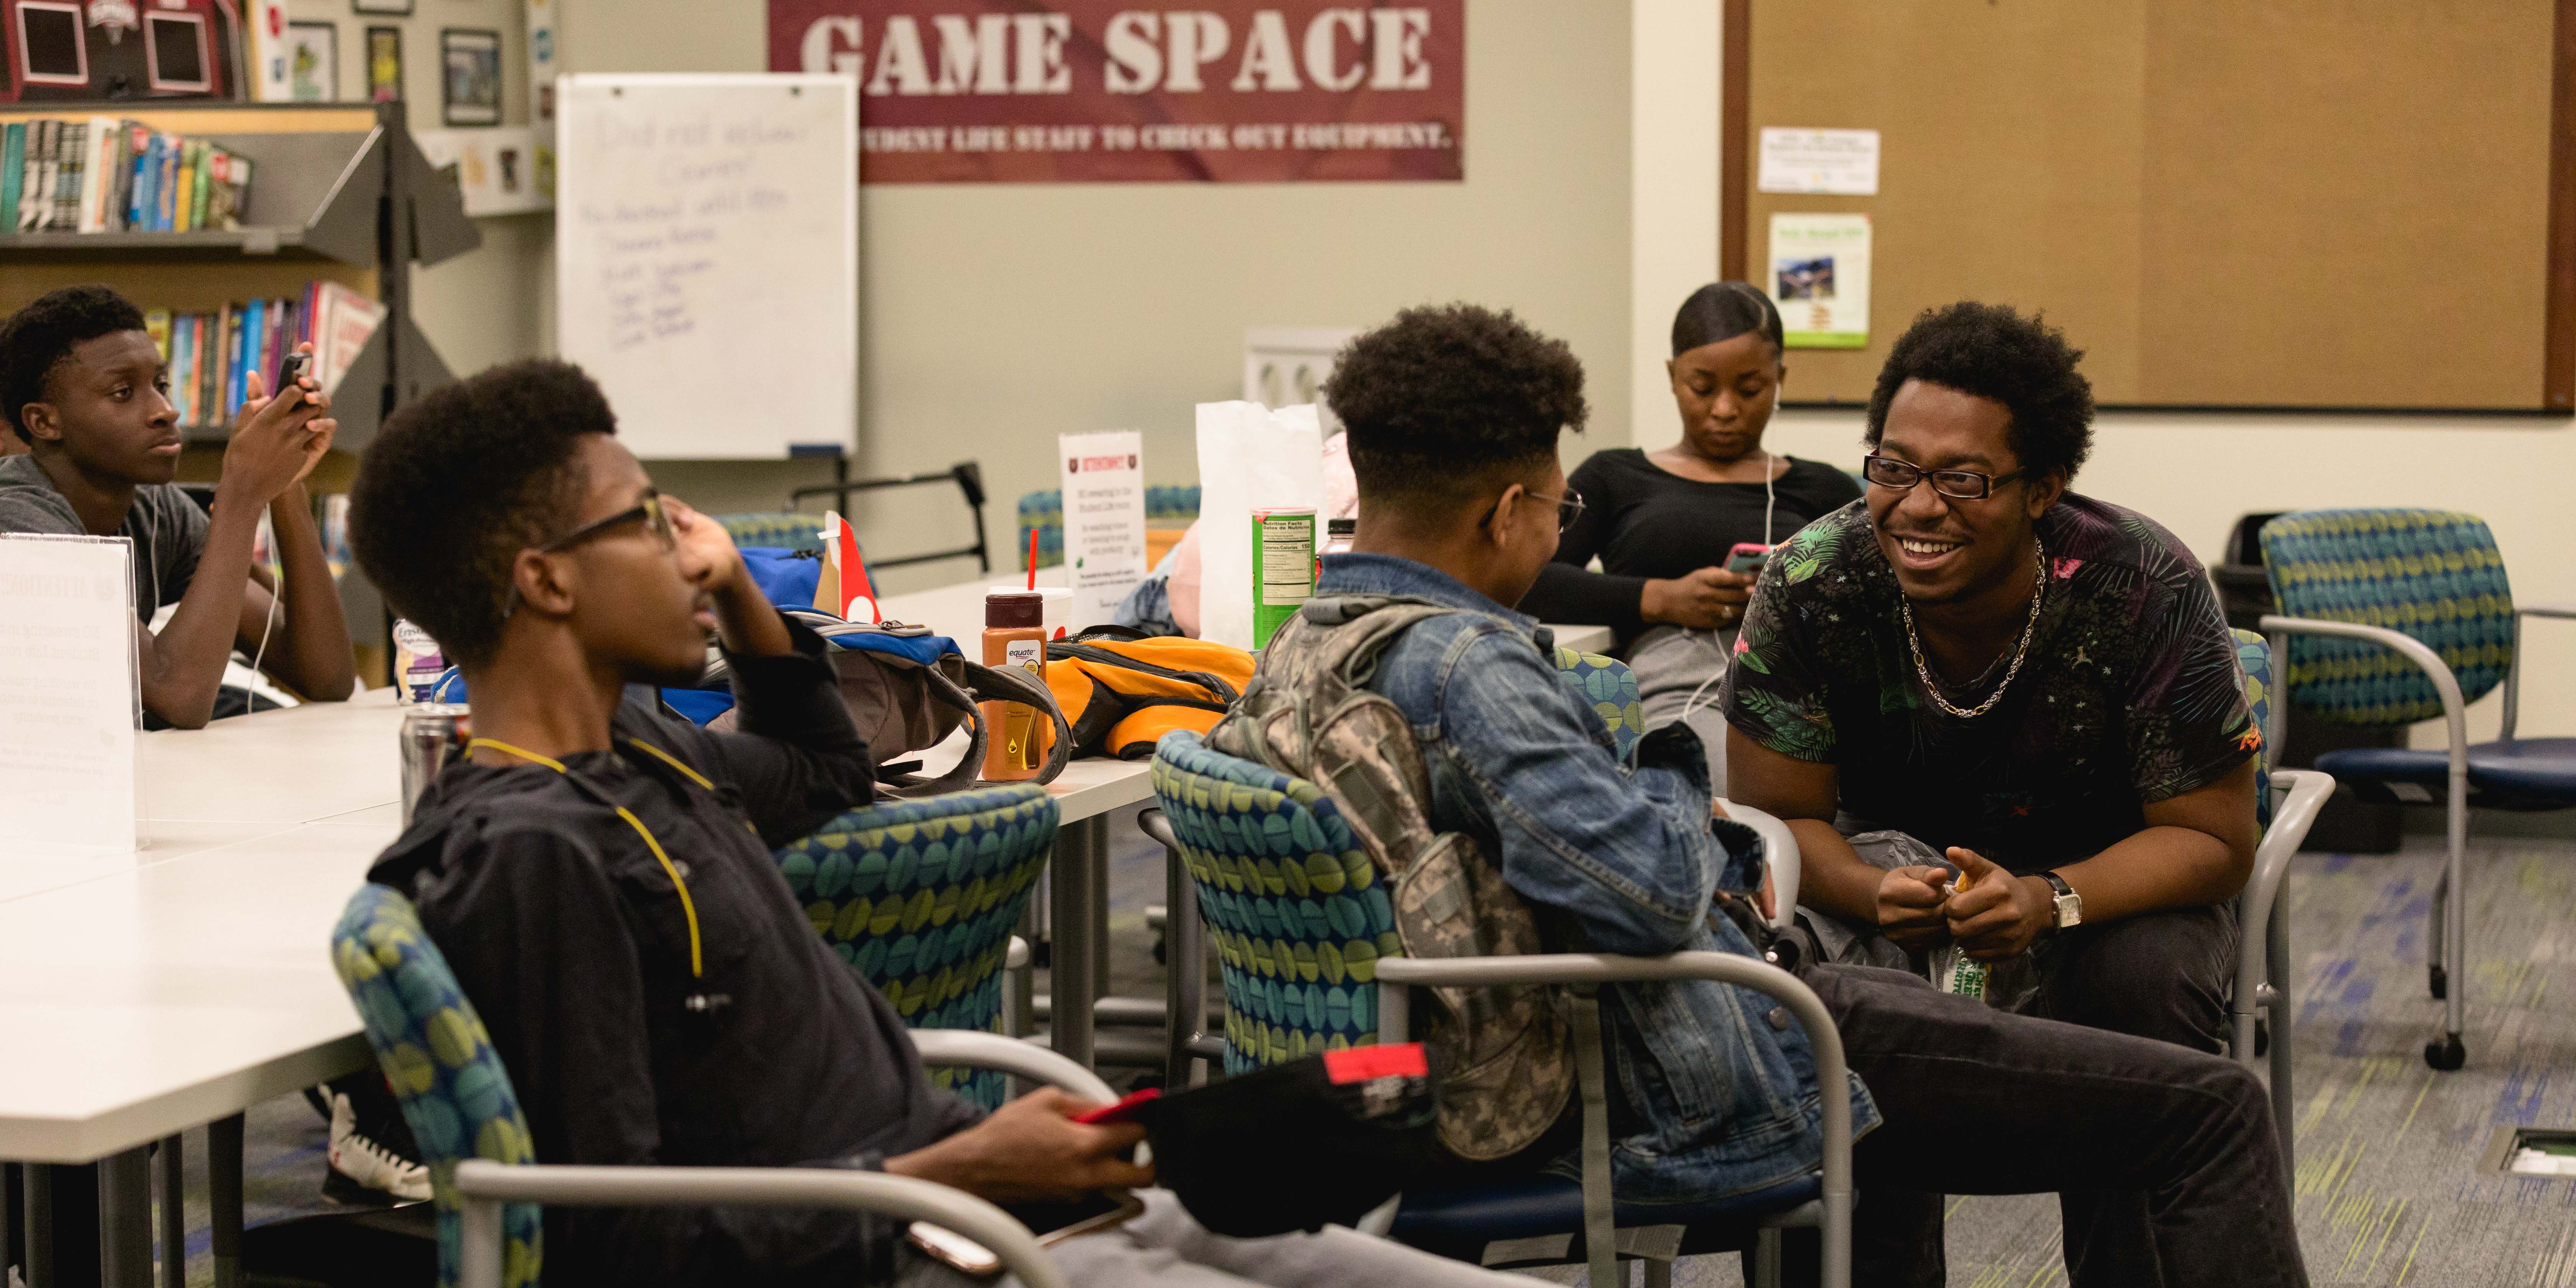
[1252,507,1317,650]
[399,703,471,827]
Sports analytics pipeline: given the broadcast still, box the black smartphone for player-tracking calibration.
[274,350,313,406]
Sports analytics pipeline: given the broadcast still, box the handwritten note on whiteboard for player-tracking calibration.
[0,534,137,856]
[556,75,859,459]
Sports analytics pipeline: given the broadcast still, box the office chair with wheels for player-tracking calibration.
[2258,508,2576,1070]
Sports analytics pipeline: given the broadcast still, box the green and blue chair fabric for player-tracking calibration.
[772,784,1058,1108]
[1554,643,1647,764]
[332,884,544,1288]
[2234,627,2275,830]
[2258,507,2575,1071]
[1150,730,1396,1070]
[715,512,830,555]
[1018,486,1203,572]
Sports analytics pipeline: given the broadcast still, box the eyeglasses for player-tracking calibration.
[1481,486,1585,534]
[1862,454,2027,501]
[501,491,677,618]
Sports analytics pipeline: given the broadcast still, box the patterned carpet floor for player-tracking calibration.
[170,820,2576,1286]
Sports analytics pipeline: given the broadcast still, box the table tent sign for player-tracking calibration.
[0,533,139,857]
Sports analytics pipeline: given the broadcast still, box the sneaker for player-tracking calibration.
[324,1089,431,1206]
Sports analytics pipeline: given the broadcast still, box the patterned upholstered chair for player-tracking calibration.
[1149,640,1844,1288]
[714,513,829,554]
[1017,486,1203,572]
[773,784,1058,1108]
[2258,508,2576,1070]
[332,884,1073,1288]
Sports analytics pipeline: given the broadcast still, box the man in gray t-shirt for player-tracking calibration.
[0,285,355,727]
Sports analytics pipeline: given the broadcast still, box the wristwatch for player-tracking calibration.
[2037,871,2082,935]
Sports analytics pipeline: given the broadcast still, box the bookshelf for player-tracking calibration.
[0,99,478,683]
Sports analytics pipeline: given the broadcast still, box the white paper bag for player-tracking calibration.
[1194,401,1323,650]
[0,534,138,856]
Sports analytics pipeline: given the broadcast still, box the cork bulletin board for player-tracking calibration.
[1721,0,2576,412]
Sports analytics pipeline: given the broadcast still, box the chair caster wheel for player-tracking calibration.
[2424,1034,2466,1071]
[2430,965,2448,1000]
[1152,932,1167,966]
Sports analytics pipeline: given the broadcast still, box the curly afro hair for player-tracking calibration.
[0,285,148,443]
[1324,303,1587,518]
[1865,301,2095,483]
[348,360,617,669]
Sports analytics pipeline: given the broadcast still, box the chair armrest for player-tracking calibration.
[2503,606,2576,738]
[2242,769,2333,976]
[1138,806,1178,852]
[911,1028,1118,1103]
[2519,604,2576,621]
[1718,798,1801,931]
[1372,951,1852,1287]
[2258,615,2469,778]
[450,1160,1064,1288]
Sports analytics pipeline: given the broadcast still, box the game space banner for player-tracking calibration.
[768,2,1463,182]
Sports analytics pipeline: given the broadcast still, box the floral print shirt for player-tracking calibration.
[1723,493,2256,872]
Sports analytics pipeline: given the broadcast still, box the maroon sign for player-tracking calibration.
[768,2,1463,183]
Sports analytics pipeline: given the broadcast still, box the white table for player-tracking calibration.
[0,687,407,1288]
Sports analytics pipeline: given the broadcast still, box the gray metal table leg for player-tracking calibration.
[24,1165,52,1288]
[1086,815,1111,1023]
[1047,816,1100,1067]
[209,1115,243,1288]
[97,1150,150,1288]
[153,1138,181,1288]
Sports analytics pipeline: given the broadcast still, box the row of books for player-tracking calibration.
[142,281,386,431]
[0,117,253,235]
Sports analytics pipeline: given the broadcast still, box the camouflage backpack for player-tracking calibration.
[1206,595,1574,1162]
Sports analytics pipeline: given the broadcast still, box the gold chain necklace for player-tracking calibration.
[1900,539,2047,720]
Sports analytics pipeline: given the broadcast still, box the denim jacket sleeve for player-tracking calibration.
[1427,624,1741,957]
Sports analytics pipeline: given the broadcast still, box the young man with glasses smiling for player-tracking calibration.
[1726,302,2264,1280]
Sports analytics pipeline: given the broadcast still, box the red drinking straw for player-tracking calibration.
[1027,529,1038,591]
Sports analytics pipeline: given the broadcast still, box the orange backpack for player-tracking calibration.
[1042,627,1255,760]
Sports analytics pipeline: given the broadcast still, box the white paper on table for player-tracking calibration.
[1194,402,1322,650]
[1757,127,1881,196]
[1767,212,1873,350]
[0,534,139,856]
[1059,430,1148,631]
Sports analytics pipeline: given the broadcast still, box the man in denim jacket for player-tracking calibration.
[1311,304,2306,1288]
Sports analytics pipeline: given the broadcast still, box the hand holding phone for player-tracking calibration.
[273,348,314,410]
[1723,541,1773,575]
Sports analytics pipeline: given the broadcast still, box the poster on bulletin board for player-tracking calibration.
[767,1,1464,183]
[1768,212,1872,349]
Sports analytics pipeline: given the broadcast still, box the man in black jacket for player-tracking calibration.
[349,359,1525,1287]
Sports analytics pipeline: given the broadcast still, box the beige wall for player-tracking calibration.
[411,0,1632,593]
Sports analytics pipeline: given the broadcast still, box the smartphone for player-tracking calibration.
[907,1222,1003,1276]
[904,1191,1147,1275]
[1071,1087,1161,1126]
[1723,541,1773,574]
[274,349,313,408]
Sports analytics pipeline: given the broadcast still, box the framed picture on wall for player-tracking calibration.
[350,0,412,15]
[286,21,337,101]
[365,25,401,102]
[441,28,502,126]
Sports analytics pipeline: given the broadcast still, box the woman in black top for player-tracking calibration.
[1519,282,1861,772]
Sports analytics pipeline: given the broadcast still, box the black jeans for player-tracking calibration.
[1774,963,2305,1288]
[2026,905,2238,1283]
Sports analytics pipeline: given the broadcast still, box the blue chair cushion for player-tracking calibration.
[1389,1170,1821,1265]
[2314,738,2576,812]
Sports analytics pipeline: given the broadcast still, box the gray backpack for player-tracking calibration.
[1207,595,1574,1162]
